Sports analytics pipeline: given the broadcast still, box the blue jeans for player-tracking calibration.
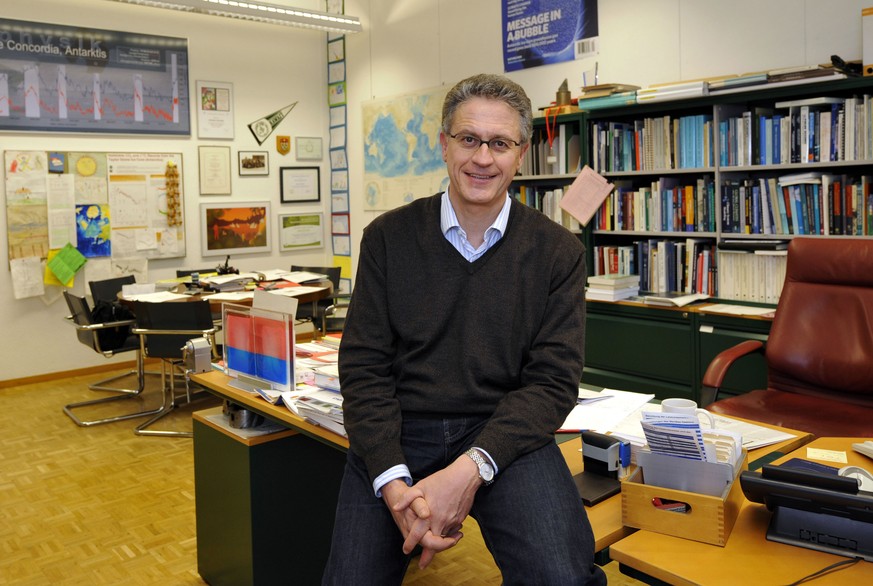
[322,416,606,585]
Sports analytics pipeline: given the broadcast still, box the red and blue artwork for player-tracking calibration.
[225,311,292,390]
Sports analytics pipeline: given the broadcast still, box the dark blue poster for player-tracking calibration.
[0,18,190,135]
[502,0,598,72]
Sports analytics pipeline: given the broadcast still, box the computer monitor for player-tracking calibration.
[740,465,873,561]
[222,303,294,393]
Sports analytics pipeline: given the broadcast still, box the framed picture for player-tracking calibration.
[278,212,324,251]
[238,150,269,176]
[280,166,320,203]
[196,80,234,139]
[200,202,270,256]
[198,146,232,195]
[295,137,323,161]
[331,213,350,235]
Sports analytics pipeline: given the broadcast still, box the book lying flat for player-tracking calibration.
[642,292,710,307]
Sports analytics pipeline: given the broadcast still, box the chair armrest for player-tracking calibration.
[65,315,137,331]
[700,339,764,406]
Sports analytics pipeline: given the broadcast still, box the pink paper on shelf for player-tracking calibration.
[559,165,615,227]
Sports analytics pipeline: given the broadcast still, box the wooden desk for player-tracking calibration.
[190,371,641,583]
[610,437,873,585]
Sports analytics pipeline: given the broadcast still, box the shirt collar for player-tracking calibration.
[440,190,511,240]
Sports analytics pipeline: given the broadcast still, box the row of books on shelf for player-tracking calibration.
[719,95,873,167]
[593,238,718,297]
[520,123,582,176]
[590,114,715,173]
[592,177,716,233]
[591,238,790,305]
[510,185,582,231]
[716,249,787,304]
[575,65,848,111]
[721,173,873,236]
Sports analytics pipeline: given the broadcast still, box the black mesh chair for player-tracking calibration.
[132,300,217,437]
[290,265,349,334]
[61,291,162,427]
[89,275,136,304]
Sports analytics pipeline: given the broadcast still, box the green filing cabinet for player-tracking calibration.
[584,301,696,401]
[695,311,772,402]
[193,408,346,586]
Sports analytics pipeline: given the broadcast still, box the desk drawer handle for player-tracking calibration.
[651,497,691,514]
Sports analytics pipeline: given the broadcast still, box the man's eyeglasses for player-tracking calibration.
[448,133,522,155]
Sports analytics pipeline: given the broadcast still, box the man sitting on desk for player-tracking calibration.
[322,73,605,586]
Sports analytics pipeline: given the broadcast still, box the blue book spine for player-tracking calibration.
[813,184,821,234]
[772,114,782,164]
[751,183,761,234]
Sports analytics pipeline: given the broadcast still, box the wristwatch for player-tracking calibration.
[465,448,495,485]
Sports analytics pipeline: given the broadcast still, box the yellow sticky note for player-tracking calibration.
[806,448,848,464]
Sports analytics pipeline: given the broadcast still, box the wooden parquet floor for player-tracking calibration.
[0,369,641,585]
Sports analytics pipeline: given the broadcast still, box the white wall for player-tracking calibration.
[2,0,869,381]
[1,0,331,381]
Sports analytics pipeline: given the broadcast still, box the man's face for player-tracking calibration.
[440,97,528,212]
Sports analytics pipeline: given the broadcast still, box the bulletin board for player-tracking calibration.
[5,150,186,264]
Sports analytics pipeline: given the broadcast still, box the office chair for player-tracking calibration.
[89,275,136,304]
[132,300,217,437]
[702,238,873,437]
[61,291,163,427]
[290,265,349,334]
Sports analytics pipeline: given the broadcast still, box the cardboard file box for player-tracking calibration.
[621,451,747,546]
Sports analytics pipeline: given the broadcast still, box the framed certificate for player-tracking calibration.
[280,166,320,203]
[295,137,323,161]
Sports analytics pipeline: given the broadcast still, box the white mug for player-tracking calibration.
[661,398,715,428]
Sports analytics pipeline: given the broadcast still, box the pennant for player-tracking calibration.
[248,102,298,146]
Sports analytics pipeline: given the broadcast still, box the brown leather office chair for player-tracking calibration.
[702,237,873,437]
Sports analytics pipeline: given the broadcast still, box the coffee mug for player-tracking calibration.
[661,398,715,428]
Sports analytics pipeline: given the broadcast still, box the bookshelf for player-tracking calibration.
[585,75,873,303]
[515,76,873,402]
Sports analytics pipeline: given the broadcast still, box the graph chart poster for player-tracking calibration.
[0,18,190,135]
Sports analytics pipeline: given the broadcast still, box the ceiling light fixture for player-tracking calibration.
[107,0,362,34]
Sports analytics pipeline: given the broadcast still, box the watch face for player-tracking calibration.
[479,463,494,481]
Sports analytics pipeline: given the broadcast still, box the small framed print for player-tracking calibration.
[198,145,232,195]
[295,136,323,161]
[238,150,269,176]
[280,166,320,203]
[279,212,324,251]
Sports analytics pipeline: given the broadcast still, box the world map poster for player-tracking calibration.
[362,86,448,211]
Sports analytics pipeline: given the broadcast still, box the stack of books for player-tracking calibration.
[585,274,640,302]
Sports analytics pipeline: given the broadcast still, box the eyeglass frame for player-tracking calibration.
[447,132,524,155]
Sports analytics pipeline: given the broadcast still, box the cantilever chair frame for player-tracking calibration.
[290,265,350,335]
[62,293,163,427]
[131,321,218,438]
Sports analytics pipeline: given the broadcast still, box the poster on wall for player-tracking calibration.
[361,85,448,211]
[502,0,599,72]
[0,18,190,135]
[4,150,187,263]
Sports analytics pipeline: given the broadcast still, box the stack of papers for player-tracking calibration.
[559,388,655,433]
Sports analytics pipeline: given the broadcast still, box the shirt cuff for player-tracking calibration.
[373,464,412,498]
